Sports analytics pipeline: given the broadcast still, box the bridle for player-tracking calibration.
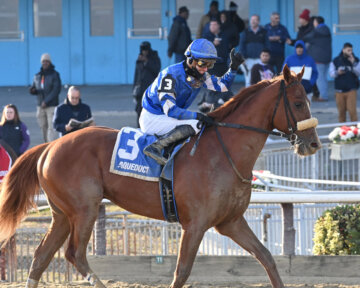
[218,80,302,143]
[191,79,318,184]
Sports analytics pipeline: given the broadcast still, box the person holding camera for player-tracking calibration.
[29,53,61,143]
[329,42,360,122]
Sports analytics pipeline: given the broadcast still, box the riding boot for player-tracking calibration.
[144,125,196,165]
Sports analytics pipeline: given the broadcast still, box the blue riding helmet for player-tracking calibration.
[184,39,221,61]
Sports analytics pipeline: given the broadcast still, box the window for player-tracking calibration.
[224,0,249,26]
[294,0,318,31]
[133,0,161,36]
[176,0,204,36]
[0,0,20,39]
[338,0,360,32]
[33,0,62,37]
[90,0,114,36]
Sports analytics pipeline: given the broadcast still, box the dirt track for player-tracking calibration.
[2,279,360,288]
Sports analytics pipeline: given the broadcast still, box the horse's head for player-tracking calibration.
[271,65,321,156]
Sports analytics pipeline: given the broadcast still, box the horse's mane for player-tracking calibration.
[209,74,285,121]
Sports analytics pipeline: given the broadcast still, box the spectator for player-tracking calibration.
[303,16,332,102]
[228,1,245,35]
[283,40,318,101]
[133,41,161,126]
[203,19,229,76]
[196,1,219,39]
[291,9,313,45]
[220,10,239,50]
[29,53,61,142]
[167,6,192,63]
[250,49,275,85]
[264,12,291,74]
[53,86,94,137]
[0,104,30,157]
[240,15,269,87]
[329,42,360,122]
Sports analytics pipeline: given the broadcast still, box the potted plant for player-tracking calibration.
[328,125,360,160]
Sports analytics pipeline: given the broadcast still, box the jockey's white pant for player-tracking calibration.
[139,109,201,135]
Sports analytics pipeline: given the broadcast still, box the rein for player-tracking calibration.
[206,80,316,184]
[217,80,300,142]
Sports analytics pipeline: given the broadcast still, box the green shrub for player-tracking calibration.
[313,204,360,255]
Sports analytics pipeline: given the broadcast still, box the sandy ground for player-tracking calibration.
[2,278,360,288]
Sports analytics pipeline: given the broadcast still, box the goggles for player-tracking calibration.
[195,59,216,69]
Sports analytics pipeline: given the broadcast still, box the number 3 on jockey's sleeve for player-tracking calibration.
[158,75,176,94]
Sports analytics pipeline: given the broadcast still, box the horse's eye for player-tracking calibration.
[294,102,303,109]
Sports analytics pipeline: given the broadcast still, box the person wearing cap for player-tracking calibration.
[196,1,220,39]
[140,39,244,165]
[290,9,314,45]
[303,16,332,102]
[29,53,61,142]
[283,40,318,101]
[168,6,192,63]
[133,41,161,126]
[228,1,245,35]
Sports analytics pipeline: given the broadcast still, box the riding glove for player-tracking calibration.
[196,113,215,126]
[230,48,245,71]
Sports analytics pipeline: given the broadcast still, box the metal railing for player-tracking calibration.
[2,203,337,283]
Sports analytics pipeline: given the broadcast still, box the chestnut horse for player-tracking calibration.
[0,65,320,288]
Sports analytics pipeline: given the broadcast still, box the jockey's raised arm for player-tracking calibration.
[140,38,244,165]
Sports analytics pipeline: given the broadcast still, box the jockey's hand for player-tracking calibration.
[196,113,215,126]
[230,48,245,71]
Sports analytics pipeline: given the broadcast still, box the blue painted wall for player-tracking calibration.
[0,0,359,86]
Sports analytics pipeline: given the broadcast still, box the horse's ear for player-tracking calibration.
[282,64,291,84]
[297,65,305,81]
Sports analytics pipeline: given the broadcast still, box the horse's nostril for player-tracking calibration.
[311,142,318,148]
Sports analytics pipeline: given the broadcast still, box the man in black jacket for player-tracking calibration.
[53,86,94,136]
[329,43,360,122]
[29,53,61,142]
[133,41,161,126]
[168,6,192,63]
[303,16,332,101]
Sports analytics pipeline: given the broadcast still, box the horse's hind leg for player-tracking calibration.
[65,200,106,288]
[170,226,205,288]
[26,203,70,288]
[216,216,284,288]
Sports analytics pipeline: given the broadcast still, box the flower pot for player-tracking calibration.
[330,143,360,160]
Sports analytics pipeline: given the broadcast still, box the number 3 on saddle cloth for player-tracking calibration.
[110,127,189,222]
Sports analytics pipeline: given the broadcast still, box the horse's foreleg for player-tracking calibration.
[26,205,70,288]
[170,227,205,288]
[216,216,284,288]
[66,201,106,288]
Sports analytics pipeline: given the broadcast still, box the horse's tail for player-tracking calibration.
[0,143,49,244]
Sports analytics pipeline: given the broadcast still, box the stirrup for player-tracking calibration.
[143,146,167,165]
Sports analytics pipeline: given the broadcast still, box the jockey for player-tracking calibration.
[140,38,244,165]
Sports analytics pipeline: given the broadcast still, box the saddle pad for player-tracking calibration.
[110,127,162,181]
[0,145,12,183]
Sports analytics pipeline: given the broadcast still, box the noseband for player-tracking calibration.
[192,79,318,183]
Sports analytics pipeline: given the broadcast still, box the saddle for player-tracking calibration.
[110,127,188,222]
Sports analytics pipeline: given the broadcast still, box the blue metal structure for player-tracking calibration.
[0,0,359,86]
